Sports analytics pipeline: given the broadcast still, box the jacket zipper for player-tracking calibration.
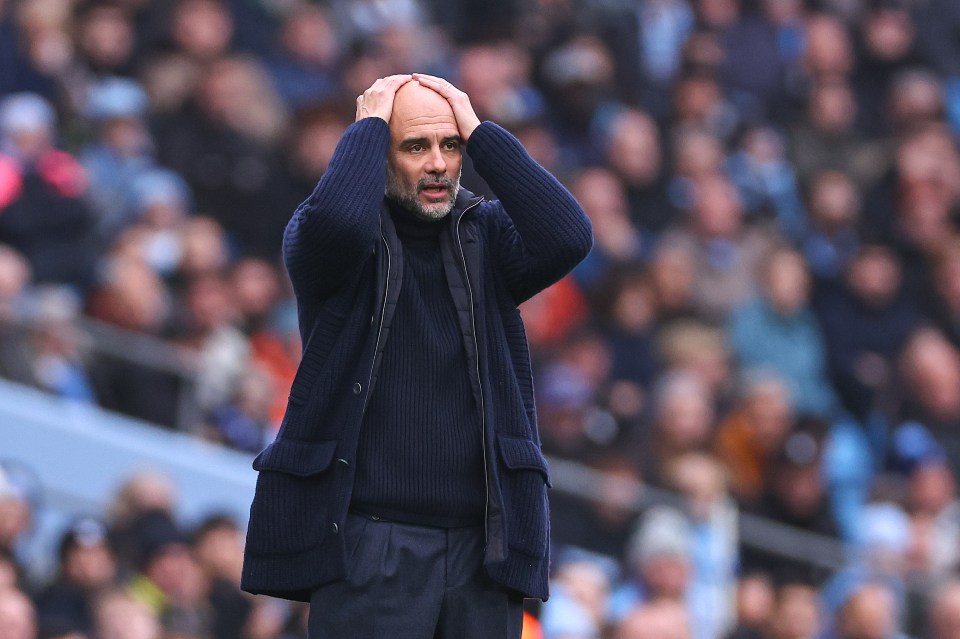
[363,221,391,414]
[454,199,490,547]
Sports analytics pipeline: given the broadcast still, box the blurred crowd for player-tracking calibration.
[5,0,960,636]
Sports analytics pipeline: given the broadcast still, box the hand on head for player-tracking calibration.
[355,74,413,123]
[411,73,481,142]
[356,74,481,142]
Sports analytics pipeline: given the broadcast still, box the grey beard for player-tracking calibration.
[386,170,461,221]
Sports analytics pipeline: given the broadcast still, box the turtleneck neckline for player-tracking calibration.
[388,199,448,242]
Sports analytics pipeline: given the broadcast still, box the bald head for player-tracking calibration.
[389,81,457,140]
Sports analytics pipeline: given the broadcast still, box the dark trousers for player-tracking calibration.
[308,513,524,639]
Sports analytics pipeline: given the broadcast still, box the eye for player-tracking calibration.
[444,140,460,151]
[409,144,424,153]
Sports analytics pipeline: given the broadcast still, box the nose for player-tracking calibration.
[425,145,446,174]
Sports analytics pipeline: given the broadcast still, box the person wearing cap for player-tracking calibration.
[79,77,157,238]
[240,73,592,638]
[34,517,117,637]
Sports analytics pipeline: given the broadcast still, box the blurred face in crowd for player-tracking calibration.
[910,461,956,516]
[930,580,960,639]
[691,174,743,239]
[804,14,854,78]
[553,561,611,626]
[0,494,31,552]
[696,0,740,29]
[673,74,722,124]
[606,109,662,188]
[649,242,696,314]
[615,601,691,639]
[837,584,897,639]
[735,574,775,629]
[571,168,638,259]
[656,374,714,451]
[809,80,857,134]
[458,43,530,122]
[763,248,810,316]
[773,584,820,639]
[387,82,462,221]
[194,519,245,584]
[847,246,900,309]
[743,377,792,453]
[673,128,724,180]
[280,6,337,66]
[172,0,232,60]
[863,6,914,63]
[889,72,944,133]
[64,540,117,590]
[901,328,960,421]
[809,171,860,232]
[77,4,134,71]
[95,591,160,639]
[0,588,35,639]
[762,0,804,25]
[292,112,346,180]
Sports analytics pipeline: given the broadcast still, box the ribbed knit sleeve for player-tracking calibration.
[283,117,390,301]
[466,121,593,303]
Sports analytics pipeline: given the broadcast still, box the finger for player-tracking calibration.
[381,74,413,90]
[412,73,458,95]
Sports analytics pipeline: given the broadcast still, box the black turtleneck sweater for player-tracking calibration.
[350,202,486,528]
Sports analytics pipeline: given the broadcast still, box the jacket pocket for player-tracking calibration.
[496,434,550,559]
[246,439,339,555]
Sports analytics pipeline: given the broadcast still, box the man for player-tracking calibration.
[240,73,592,639]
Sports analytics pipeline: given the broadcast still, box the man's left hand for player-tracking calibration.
[412,73,482,143]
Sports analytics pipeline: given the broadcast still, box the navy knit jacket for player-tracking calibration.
[240,117,592,602]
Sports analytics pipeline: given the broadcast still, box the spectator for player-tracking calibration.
[820,502,913,630]
[728,245,838,417]
[609,507,695,632]
[125,510,210,638]
[816,244,919,423]
[638,371,715,488]
[613,600,692,639]
[666,453,739,639]
[745,426,840,586]
[831,582,908,639]
[789,77,890,190]
[153,56,288,259]
[191,515,251,639]
[0,93,98,289]
[714,371,793,506]
[540,557,612,639]
[769,582,821,639]
[266,6,342,111]
[896,327,960,474]
[79,78,156,239]
[725,573,775,639]
[904,456,960,582]
[34,517,117,637]
[598,107,674,235]
[659,173,777,324]
[800,170,861,291]
[569,167,644,289]
[928,579,960,639]
[0,586,37,639]
[92,588,160,639]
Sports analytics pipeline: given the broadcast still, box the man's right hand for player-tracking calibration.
[355,75,413,123]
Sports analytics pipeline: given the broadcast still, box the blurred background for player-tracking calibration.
[4,0,960,637]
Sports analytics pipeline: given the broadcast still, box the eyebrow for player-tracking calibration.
[400,135,462,148]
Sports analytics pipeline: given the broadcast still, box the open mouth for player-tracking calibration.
[420,185,449,200]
